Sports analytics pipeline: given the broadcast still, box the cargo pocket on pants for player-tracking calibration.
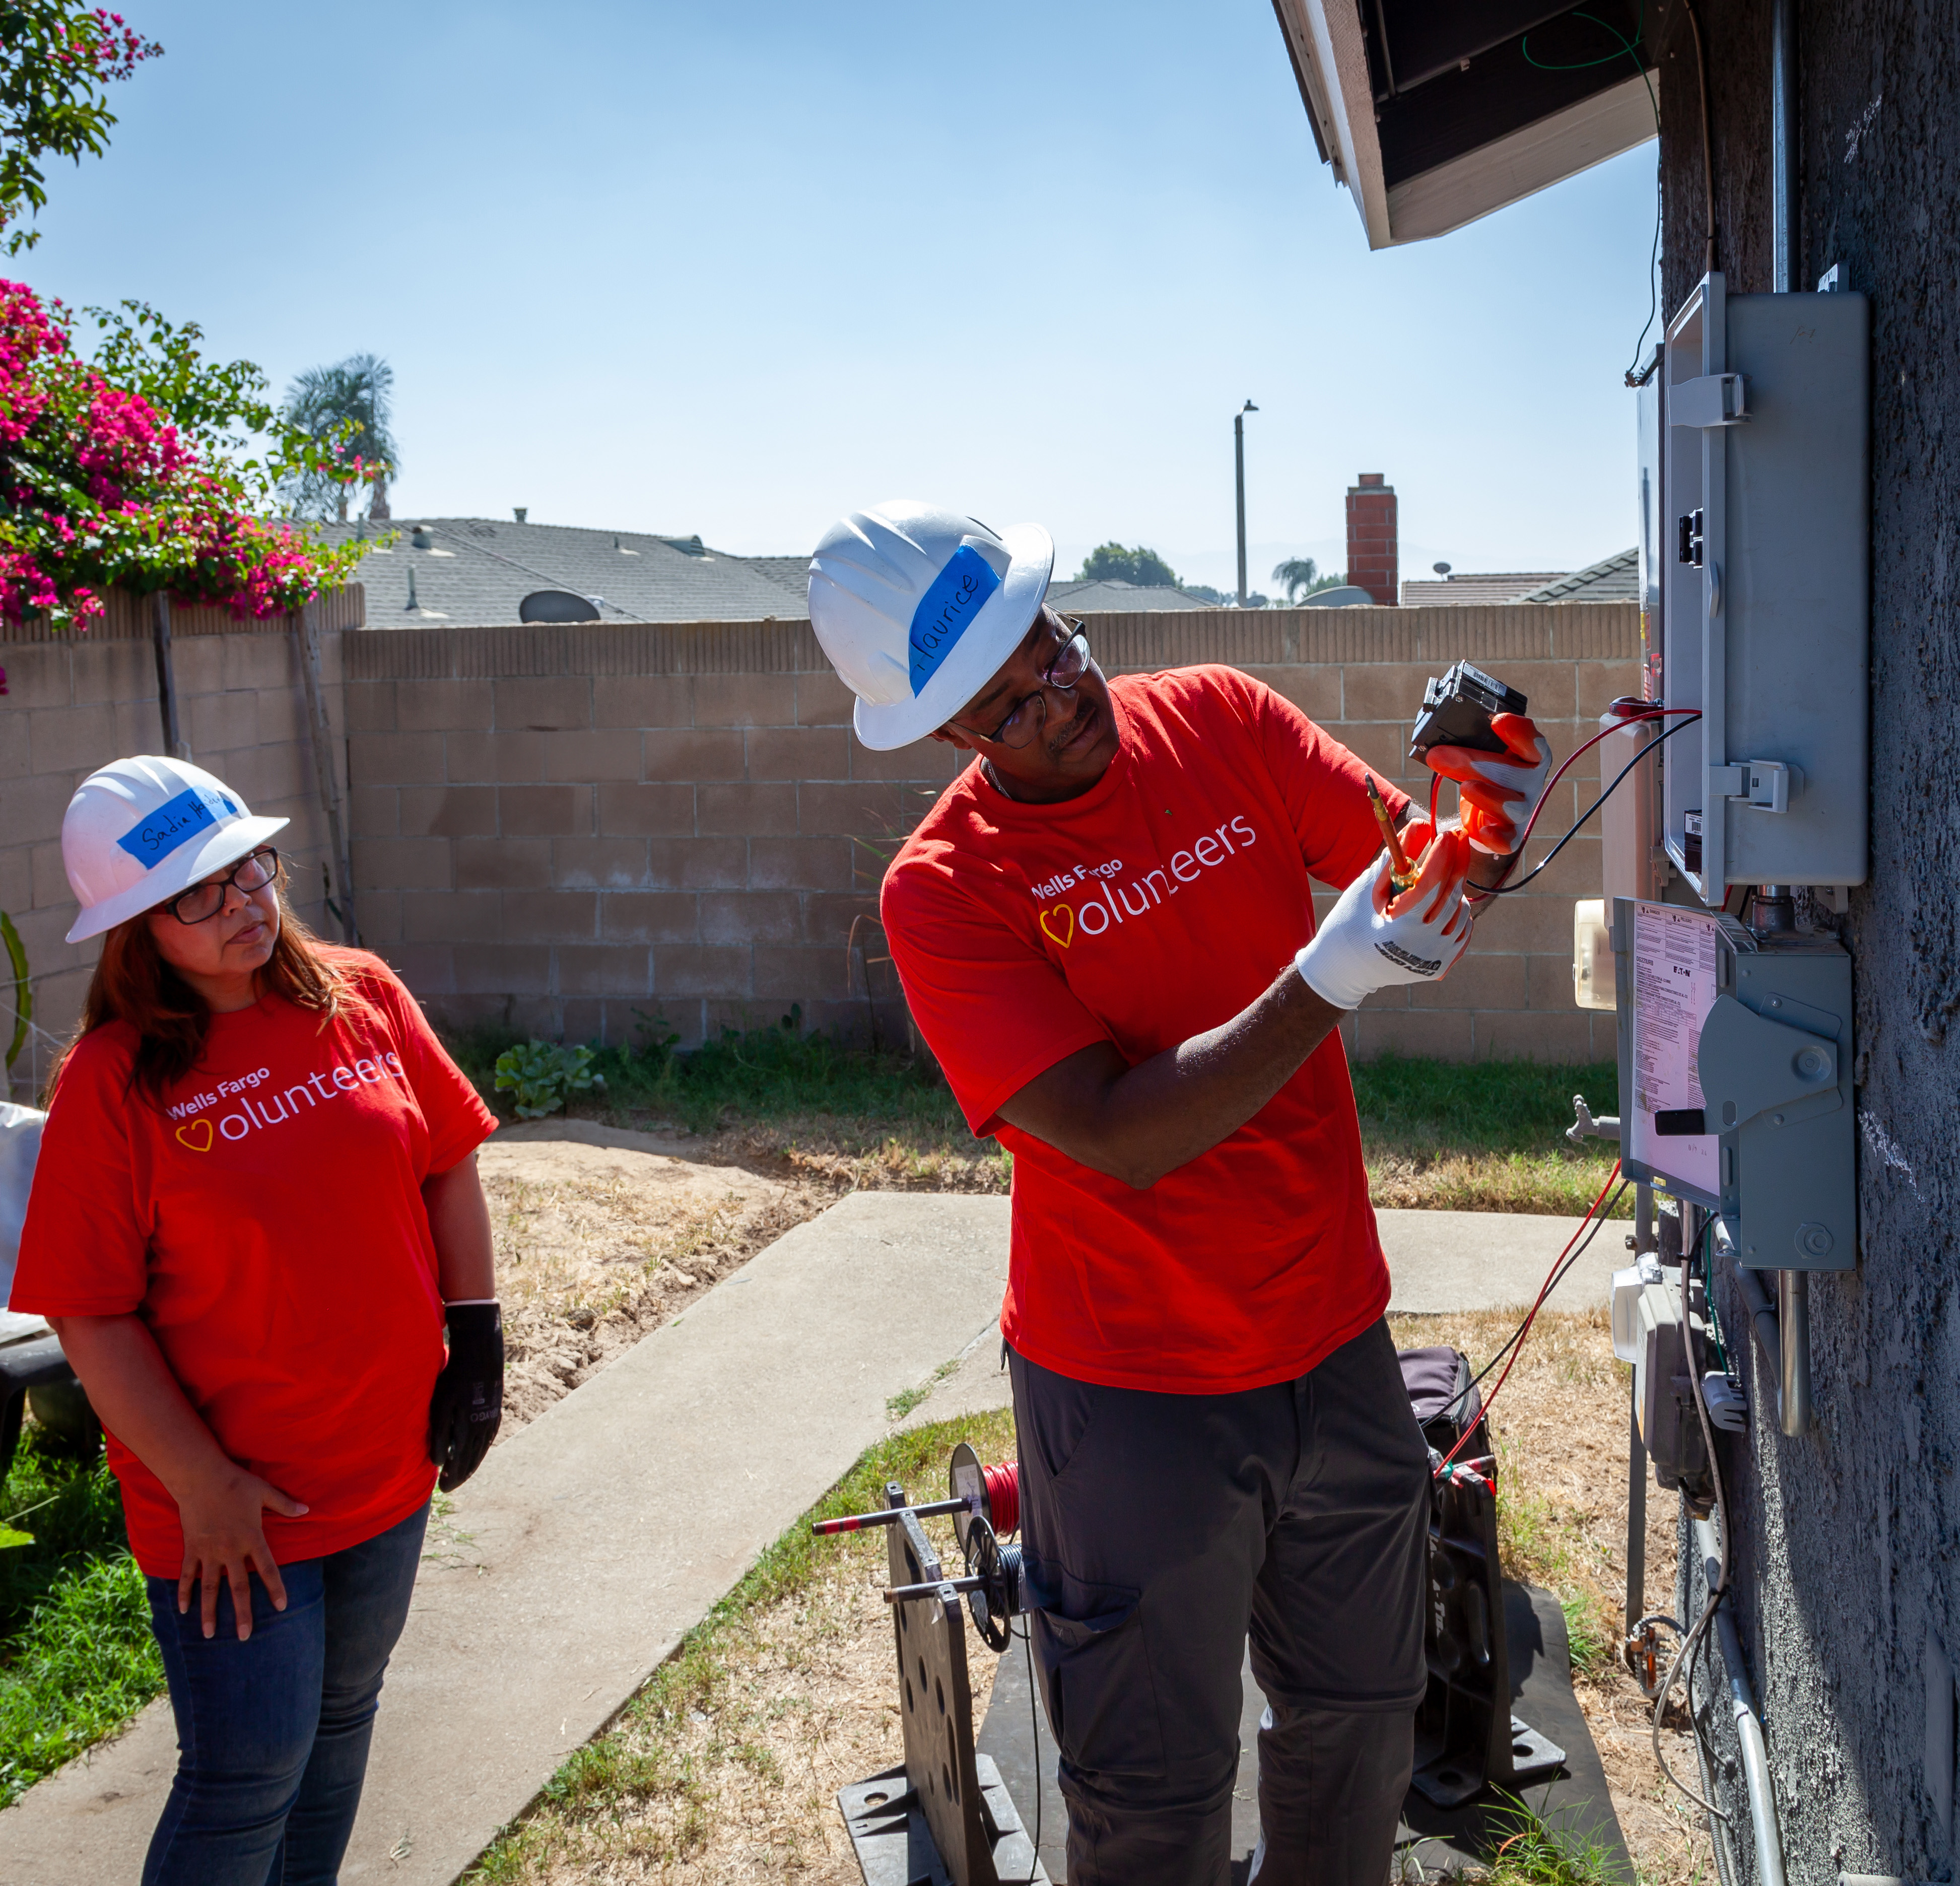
[1031,1577,1166,1781]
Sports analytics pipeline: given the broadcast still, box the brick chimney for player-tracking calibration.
[1345,473,1398,605]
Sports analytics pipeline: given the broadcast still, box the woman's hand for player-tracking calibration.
[175,1462,309,1641]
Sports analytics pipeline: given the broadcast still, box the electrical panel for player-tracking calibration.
[1659,272,1870,897]
[1612,897,1853,1271]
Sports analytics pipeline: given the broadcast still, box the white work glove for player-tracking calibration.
[1295,826,1473,1010]
[1423,713,1552,855]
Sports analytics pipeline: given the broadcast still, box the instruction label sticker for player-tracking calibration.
[1629,901,1721,1196]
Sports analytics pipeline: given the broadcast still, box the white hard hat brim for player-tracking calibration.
[65,815,291,946]
[851,520,1055,751]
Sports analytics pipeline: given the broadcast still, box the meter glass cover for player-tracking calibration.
[1629,902,1721,1196]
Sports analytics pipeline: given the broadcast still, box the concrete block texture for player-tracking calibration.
[692,671,797,728]
[0,611,1634,1067]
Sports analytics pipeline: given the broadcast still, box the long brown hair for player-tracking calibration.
[65,872,345,1106]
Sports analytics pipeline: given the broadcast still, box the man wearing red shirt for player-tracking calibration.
[808,502,1549,1886]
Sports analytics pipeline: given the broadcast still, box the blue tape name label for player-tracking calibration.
[116,786,240,866]
[908,545,1001,698]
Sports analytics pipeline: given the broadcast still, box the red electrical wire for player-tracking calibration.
[1432,1159,1624,1478]
[1506,707,1699,857]
[982,1460,1020,1538]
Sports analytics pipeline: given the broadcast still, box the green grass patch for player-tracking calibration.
[466,1404,1018,1881]
[1485,1792,1630,1885]
[453,1011,1627,1218]
[448,1006,966,1140]
[1355,1054,1628,1217]
[1350,1054,1619,1156]
[0,1429,161,1806]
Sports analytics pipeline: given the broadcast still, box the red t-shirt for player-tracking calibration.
[882,666,1406,1395]
[12,949,497,1576]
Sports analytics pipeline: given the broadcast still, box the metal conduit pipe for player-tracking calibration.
[1729,1260,1784,1395]
[1695,1519,1788,1886]
[1777,1270,1813,1436]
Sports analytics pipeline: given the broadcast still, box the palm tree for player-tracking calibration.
[1272,556,1319,602]
[280,354,399,521]
[1272,556,1345,602]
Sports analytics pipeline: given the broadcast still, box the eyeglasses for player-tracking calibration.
[959,621,1092,749]
[160,848,282,925]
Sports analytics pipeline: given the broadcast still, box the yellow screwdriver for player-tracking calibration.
[1364,773,1421,893]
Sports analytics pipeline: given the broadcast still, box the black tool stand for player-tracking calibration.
[838,1480,1049,1886]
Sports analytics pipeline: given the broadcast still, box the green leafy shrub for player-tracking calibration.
[493,1040,604,1119]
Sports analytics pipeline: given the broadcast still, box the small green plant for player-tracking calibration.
[493,1041,604,1120]
[1484,1792,1628,1885]
[1,910,29,1080]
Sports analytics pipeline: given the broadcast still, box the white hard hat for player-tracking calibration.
[807,500,1054,750]
[61,756,290,945]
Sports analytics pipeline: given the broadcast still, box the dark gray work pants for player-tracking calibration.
[1010,1320,1430,1886]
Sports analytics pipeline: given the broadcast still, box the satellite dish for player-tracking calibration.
[1300,584,1378,608]
[1433,561,1452,576]
[519,590,601,624]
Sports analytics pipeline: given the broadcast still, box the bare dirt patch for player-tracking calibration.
[482,1123,830,1434]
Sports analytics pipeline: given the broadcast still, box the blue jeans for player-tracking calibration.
[142,1503,429,1886]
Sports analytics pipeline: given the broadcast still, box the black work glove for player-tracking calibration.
[427,1302,503,1493]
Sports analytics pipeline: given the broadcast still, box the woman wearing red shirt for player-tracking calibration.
[12,756,503,1886]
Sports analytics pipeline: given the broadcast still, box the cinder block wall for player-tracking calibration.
[338,604,1638,1062]
[0,592,361,1102]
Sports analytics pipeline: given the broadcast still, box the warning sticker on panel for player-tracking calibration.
[1629,901,1721,1196]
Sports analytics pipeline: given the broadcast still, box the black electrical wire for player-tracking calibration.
[1515,2,1663,383]
[1022,1615,1041,1876]
[1448,1180,1630,1425]
[1473,715,1700,897]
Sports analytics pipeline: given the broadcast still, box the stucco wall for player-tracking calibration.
[1657,7,1960,1881]
[334,603,1638,1060]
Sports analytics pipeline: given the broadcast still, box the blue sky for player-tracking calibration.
[19,0,1659,592]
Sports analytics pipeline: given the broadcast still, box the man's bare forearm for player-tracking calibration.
[995,963,1343,1190]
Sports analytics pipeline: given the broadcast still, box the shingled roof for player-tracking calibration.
[1047,578,1212,613]
[1397,549,1639,607]
[318,518,809,626]
[1511,548,1640,603]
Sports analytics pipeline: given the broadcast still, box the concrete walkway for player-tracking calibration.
[0,1196,1612,1884]
[1380,1206,1616,1314]
[0,1192,1014,1886]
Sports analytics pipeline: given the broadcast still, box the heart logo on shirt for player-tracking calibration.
[1038,905,1074,950]
[175,1119,214,1153]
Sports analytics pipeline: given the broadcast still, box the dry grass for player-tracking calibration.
[470,1308,1710,1886]
[480,1135,831,1435]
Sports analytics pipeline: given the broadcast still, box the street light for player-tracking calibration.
[1235,400,1258,607]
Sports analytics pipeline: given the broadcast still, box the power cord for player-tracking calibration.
[1469,712,1701,899]
[1435,1165,1627,1474]
[1447,1178,1631,1431]
[1515,3,1663,383]
[1650,1205,1734,1820]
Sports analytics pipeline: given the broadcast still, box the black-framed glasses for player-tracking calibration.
[161,848,282,925]
[960,621,1092,749]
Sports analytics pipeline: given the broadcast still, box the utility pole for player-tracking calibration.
[151,594,190,760]
[1235,400,1258,606]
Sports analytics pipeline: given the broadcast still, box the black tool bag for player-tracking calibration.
[1395,1344,1563,1806]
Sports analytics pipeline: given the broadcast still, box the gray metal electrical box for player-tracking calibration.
[1660,272,1870,896]
[1612,897,1854,1271]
